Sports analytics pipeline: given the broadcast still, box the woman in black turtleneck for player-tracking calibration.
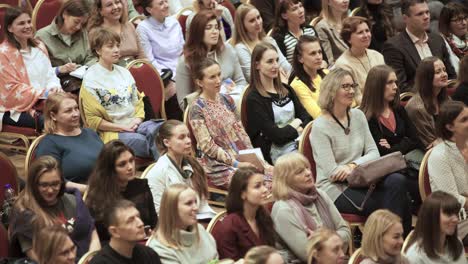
[356,0,396,52]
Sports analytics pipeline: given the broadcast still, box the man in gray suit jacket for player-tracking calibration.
[382,0,456,92]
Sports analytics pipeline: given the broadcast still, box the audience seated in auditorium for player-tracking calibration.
[146,120,214,218]
[311,68,412,235]
[36,0,94,94]
[212,168,276,260]
[233,4,291,81]
[246,43,311,164]
[360,65,424,209]
[33,226,77,264]
[249,0,277,33]
[88,0,146,66]
[81,28,161,159]
[271,0,319,64]
[9,156,100,261]
[306,228,345,264]
[438,2,467,74]
[290,35,328,119]
[360,209,409,264]
[453,55,468,105]
[405,56,450,149]
[176,11,246,108]
[244,246,284,264]
[382,0,456,92]
[188,58,269,189]
[136,0,184,120]
[428,101,468,217]
[85,140,158,242]
[36,93,103,193]
[0,7,61,131]
[186,0,234,40]
[315,0,349,66]
[148,184,218,263]
[406,191,468,264]
[271,153,351,263]
[355,0,397,52]
[334,16,385,94]
[89,200,162,264]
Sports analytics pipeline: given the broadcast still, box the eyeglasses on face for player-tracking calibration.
[451,16,467,24]
[340,83,358,91]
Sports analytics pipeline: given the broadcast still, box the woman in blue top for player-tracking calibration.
[36,92,103,193]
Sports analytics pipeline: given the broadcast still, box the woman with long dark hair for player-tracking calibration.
[9,156,99,260]
[212,168,276,260]
[176,10,246,108]
[405,56,450,149]
[85,140,157,242]
[246,42,311,164]
[406,191,467,264]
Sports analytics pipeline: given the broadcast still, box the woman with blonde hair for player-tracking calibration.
[9,156,100,261]
[148,184,218,263]
[311,68,412,235]
[244,246,284,264]
[271,152,350,263]
[36,92,103,193]
[307,228,345,264]
[233,4,291,81]
[87,0,146,66]
[33,226,76,264]
[315,0,349,65]
[360,209,409,264]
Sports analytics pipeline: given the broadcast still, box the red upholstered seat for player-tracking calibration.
[176,7,193,40]
[298,121,316,177]
[0,152,19,206]
[31,0,62,31]
[126,59,166,119]
[206,210,227,233]
[399,92,414,107]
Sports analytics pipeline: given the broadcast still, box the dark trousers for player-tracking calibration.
[2,112,44,130]
[334,173,412,236]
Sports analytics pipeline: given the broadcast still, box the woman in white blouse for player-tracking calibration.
[0,7,61,130]
[146,120,215,219]
[428,101,468,214]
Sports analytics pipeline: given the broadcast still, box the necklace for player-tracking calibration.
[331,110,351,135]
[351,50,371,72]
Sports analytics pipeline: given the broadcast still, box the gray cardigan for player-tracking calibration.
[148,223,218,264]
[234,37,291,81]
[310,108,380,202]
[315,18,349,66]
[271,189,351,262]
[175,43,247,108]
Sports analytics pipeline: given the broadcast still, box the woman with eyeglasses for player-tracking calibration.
[36,0,94,93]
[438,2,467,73]
[33,226,77,264]
[8,156,100,261]
[310,68,412,236]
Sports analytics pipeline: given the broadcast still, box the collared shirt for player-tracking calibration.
[406,28,432,59]
[35,21,95,67]
[136,16,184,76]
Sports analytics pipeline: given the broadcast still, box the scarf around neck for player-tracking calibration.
[286,187,336,232]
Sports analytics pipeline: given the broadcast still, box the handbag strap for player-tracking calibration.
[341,183,376,212]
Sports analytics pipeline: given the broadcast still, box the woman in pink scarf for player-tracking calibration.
[0,7,61,131]
[271,152,351,263]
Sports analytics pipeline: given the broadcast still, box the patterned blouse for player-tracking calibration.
[189,94,252,188]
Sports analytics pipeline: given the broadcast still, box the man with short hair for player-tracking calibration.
[90,200,161,264]
[382,0,456,92]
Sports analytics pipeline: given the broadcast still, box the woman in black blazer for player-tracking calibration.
[246,42,311,164]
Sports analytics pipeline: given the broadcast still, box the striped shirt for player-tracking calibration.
[284,27,317,63]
